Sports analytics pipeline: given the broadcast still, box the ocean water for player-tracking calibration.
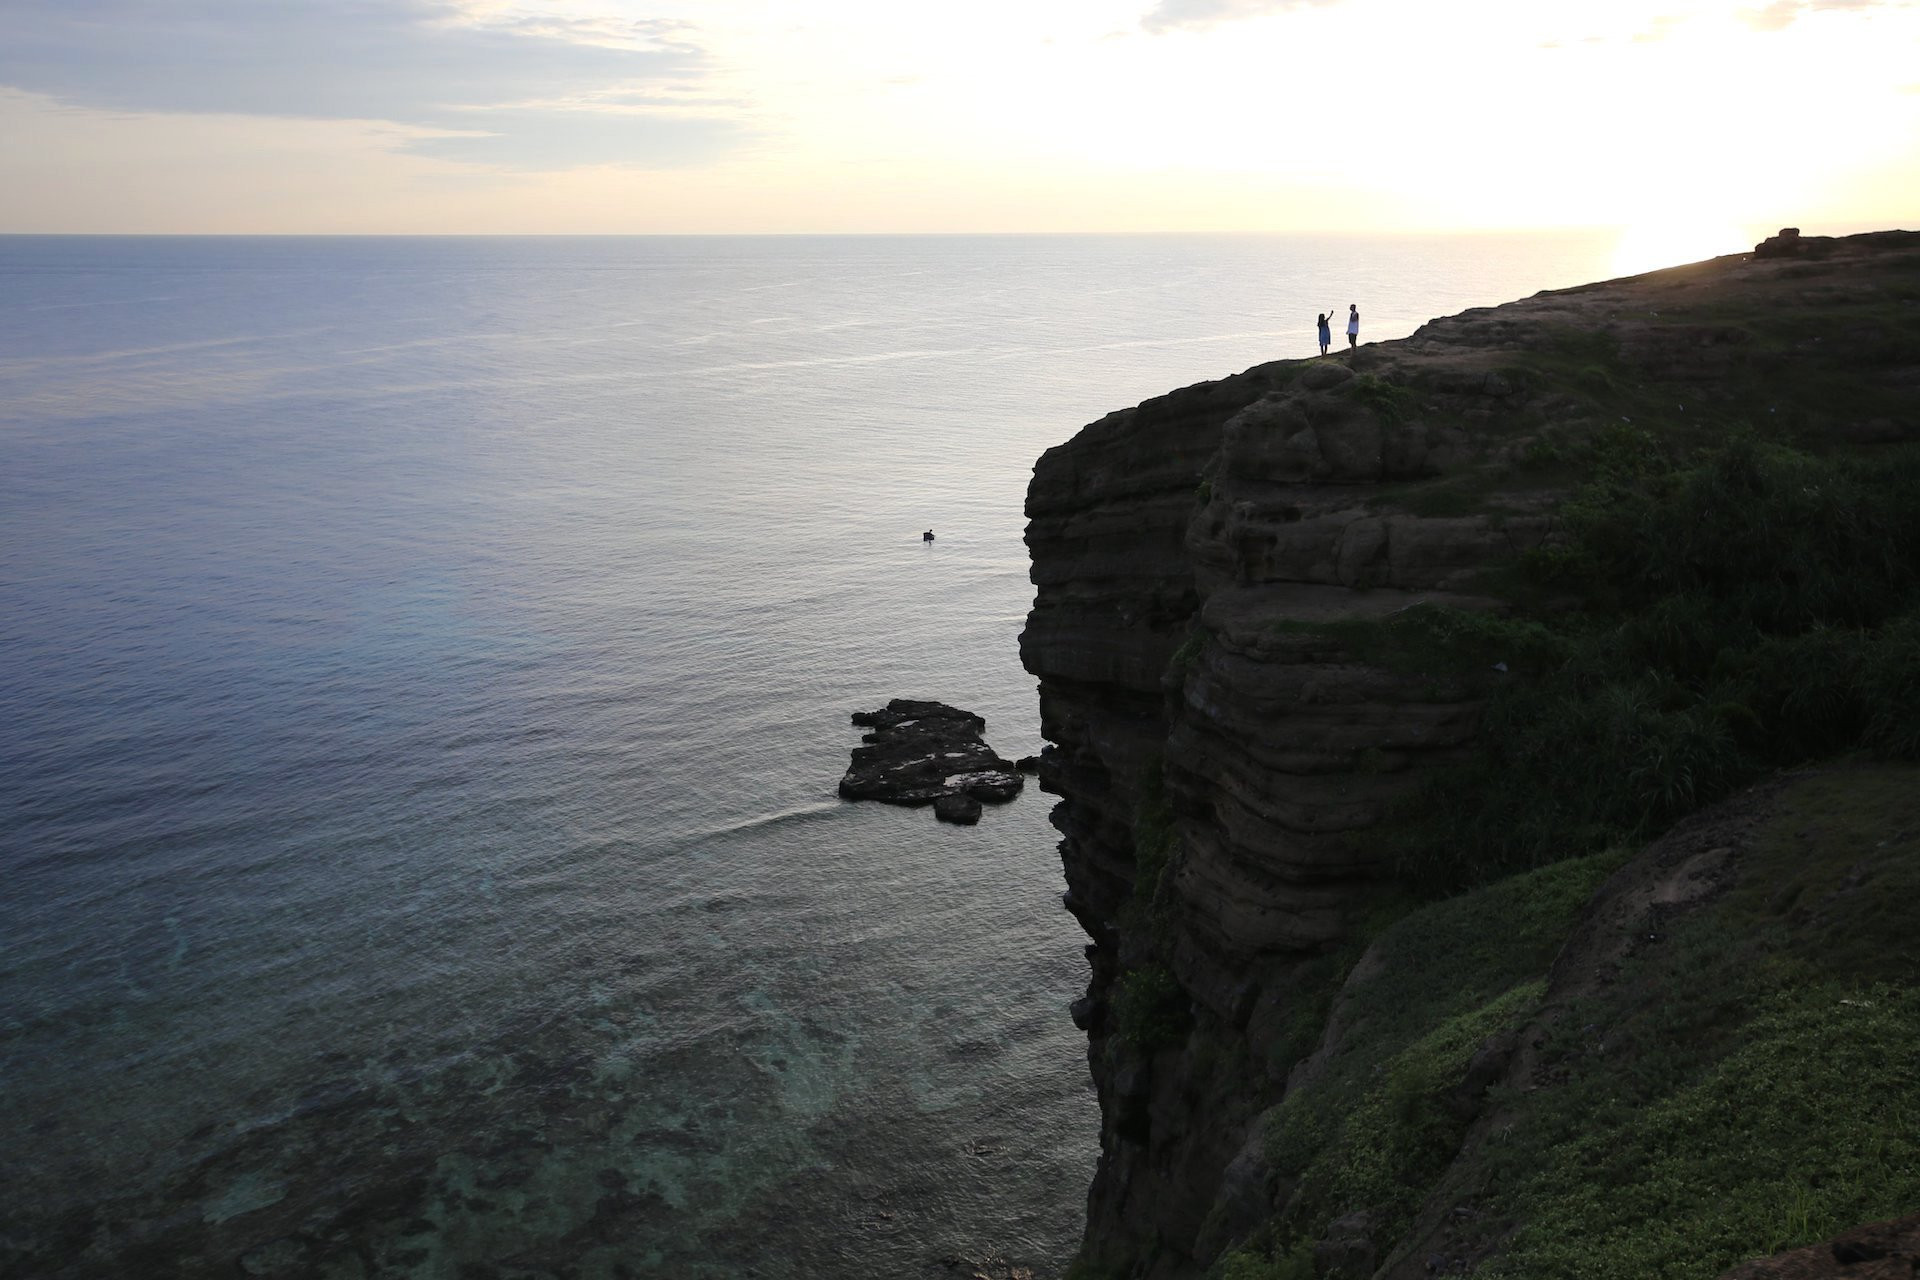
[0,233,1622,1279]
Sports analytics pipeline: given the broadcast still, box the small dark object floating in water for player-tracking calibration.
[839,699,1023,824]
[923,529,935,541]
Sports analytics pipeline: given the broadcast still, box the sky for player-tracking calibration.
[0,0,1915,238]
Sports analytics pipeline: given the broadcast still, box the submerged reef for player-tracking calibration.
[1022,230,1920,1279]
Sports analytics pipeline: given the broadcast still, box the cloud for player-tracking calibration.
[1741,0,1885,30]
[1140,0,1340,34]
[410,109,745,170]
[0,1,752,169]
[1537,12,1689,48]
[1631,14,1687,41]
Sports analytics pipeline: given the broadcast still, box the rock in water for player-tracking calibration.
[932,793,983,825]
[839,699,1024,822]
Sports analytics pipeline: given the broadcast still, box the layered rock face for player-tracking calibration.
[1020,232,1920,1276]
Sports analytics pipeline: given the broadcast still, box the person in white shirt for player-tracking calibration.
[1347,304,1360,350]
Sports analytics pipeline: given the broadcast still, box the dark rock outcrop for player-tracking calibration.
[1719,1211,1920,1278]
[1021,230,1920,1277]
[1753,225,1919,260]
[933,793,983,825]
[839,699,1024,822]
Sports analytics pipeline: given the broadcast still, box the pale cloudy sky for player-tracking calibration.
[0,0,1915,236]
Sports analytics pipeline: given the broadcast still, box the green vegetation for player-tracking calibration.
[1251,853,1623,1254]
[1103,763,1192,1059]
[1215,421,1920,1277]
[1485,984,1920,1279]
[1527,285,1920,441]
[1364,473,1536,520]
[1686,291,1920,429]
[1212,1242,1315,1280]
[1166,625,1208,684]
[1130,765,1178,910]
[1512,326,1627,408]
[1257,948,1360,1084]
[1266,603,1565,684]
[1087,251,1920,1280]
[1373,433,1920,892]
[1311,981,1541,1233]
[1109,963,1189,1053]
[1516,417,1677,483]
[1473,766,1920,1279]
[1227,767,1920,1280]
[1342,373,1416,425]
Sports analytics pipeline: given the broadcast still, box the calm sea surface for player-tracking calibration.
[0,233,1620,1278]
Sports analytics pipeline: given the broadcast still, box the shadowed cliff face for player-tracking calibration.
[1020,230,1920,1278]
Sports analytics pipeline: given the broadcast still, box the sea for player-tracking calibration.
[0,232,1623,1279]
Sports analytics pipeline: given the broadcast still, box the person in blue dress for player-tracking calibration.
[1316,309,1333,356]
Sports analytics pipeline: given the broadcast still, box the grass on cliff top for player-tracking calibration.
[1510,284,1920,442]
[1373,276,1920,521]
[1474,764,1920,1280]
[1676,288,1920,433]
[1481,982,1920,1280]
[1250,850,1627,1251]
[1341,372,1418,425]
[1217,764,1920,1280]
[1320,431,1920,894]
[1366,248,1920,520]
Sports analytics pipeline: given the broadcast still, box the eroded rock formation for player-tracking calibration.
[839,699,1024,823]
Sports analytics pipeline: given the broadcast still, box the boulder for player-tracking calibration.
[1299,360,1355,391]
[934,793,983,824]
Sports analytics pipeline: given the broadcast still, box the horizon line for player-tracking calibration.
[0,226,1802,239]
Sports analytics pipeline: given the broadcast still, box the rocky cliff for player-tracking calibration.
[1022,230,1920,1279]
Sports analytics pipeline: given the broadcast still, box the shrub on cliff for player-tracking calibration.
[1397,436,1920,892]
[1110,963,1189,1053]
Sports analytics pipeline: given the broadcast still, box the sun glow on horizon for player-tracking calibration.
[1609,217,1758,278]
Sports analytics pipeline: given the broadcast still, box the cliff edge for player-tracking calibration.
[1022,230,1920,1279]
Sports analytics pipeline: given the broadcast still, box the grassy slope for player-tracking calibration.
[1217,764,1920,1280]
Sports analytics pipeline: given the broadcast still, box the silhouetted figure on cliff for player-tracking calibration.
[1316,309,1333,356]
[1347,304,1360,349]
